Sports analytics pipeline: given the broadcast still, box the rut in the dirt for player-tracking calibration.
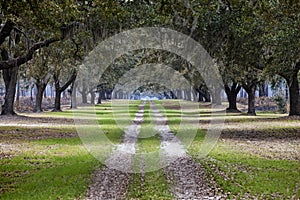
[150,102,222,200]
[86,101,146,200]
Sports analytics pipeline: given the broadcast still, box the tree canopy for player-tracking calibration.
[0,0,299,115]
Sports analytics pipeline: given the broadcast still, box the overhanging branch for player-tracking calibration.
[0,21,84,70]
[0,37,59,70]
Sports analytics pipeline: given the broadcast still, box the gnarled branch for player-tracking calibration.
[0,37,59,70]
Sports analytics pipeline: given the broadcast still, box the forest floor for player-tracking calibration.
[0,100,299,199]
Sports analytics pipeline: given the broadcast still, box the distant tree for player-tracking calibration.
[50,41,79,112]
[28,48,52,112]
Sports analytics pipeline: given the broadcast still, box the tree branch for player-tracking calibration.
[59,69,77,92]
[0,21,84,70]
[0,37,59,70]
[0,20,15,46]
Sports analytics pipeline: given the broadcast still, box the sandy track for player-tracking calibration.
[150,102,222,199]
[86,101,146,200]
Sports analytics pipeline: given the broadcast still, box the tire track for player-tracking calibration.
[150,101,222,200]
[86,101,146,200]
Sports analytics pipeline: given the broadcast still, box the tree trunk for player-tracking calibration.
[176,89,181,99]
[1,50,18,115]
[53,76,62,112]
[44,89,47,98]
[243,84,256,115]
[81,80,88,104]
[90,92,95,104]
[108,90,113,99]
[35,82,47,112]
[30,85,34,101]
[259,82,267,97]
[181,90,185,100]
[70,81,77,109]
[185,89,191,101]
[52,70,77,112]
[101,90,106,100]
[225,82,241,112]
[201,89,211,102]
[81,91,87,104]
[287,72,300,116]
[212,87,222,105]
[16,77,20,106]
[97,92,102,104]
[190,87,196,101]
[195,89,203,102]
[53,90,62,111]
[170,91,176,99]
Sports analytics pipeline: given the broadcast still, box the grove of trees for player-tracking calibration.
[0,0,299,116]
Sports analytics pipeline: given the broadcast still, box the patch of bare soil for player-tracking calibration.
[164,157,223,199]
[220,126,300,161]
[0,115,74,126]
[0,127,76,141]
[281,116,300,120]
[221,138,300,161]
[0,142,27,161]
[86,167,131,200]
[221,128,300,141]
[163,104,181,110]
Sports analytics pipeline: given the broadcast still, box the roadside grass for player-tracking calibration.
[0,100,141,199]
[100,100,140,143]
[189,137,300,199]
[1,99,298,199]
[34,100,141,120]
[0,136,99,200]
[158,100,300,199]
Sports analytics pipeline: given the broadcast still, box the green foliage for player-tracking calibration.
[272,94,287,114]
[260,1,300,78]
[0,0,80,35]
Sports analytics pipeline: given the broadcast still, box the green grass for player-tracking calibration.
[127,149,173,199]
[1,100,299,199]
[126,169,173,200]
[0,137,99,200]
[152,100,299,199]
[196,148,300,199]
[159,100,300,199]
[0,100,143,199]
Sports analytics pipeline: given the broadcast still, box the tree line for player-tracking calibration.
[0,0,299,116]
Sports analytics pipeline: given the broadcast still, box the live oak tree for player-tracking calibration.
[229,1,266,116]
[50,41,78,112]
[1,0,298,115]
[0,0,80,115]
[205,2,242,111]
[27,48,52,112]
[200,0,265,115]
[258,1,300,116]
